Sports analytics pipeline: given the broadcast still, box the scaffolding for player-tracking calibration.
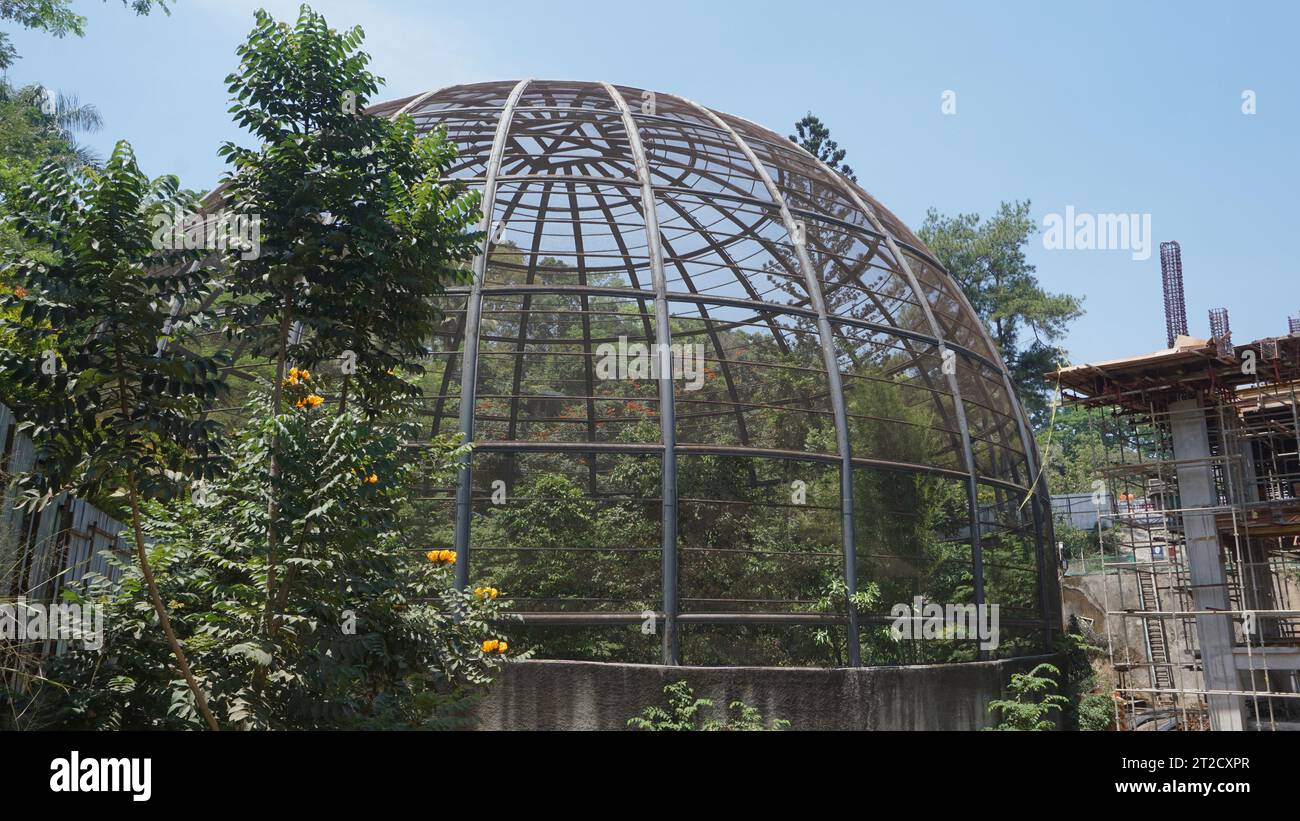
[1056,334,1300,731]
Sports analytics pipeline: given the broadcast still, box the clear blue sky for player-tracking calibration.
[5,0,1297,364]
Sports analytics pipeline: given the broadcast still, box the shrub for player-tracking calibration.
[627,680,789,731]
[988,663,1068,731]
[1079,694,1115,732]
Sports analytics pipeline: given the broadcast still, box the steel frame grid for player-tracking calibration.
[196,80,1055,668]
[408,80,1055,666]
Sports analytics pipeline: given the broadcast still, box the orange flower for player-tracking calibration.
[441,550,456,563]
[482,639,499,653]
[497,641,508,654]
[365,473,378,485]
[425,550,439,562]
[13,286,27,299]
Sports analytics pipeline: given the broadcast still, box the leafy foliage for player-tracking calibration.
[918,202,1083,422]
[13,384,517,729]
[0,139,229,727]
[1078,693,1115,732]
[987,662,1069,730]
[789,112,856,181]
[0,88,76,405]
[0,141,227,509]
[1,4,510,732]
[813,574,879,667]
[0,81,102,169]
[627,680,789,731]
[1036,404,1107,494]
[1060,615,1112,731]
[0,79,114,409]
[218,4,480,416]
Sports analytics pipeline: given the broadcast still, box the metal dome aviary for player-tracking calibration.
[348,80,1061,667]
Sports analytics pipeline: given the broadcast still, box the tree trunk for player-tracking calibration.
[114,344,219,730]
[126,476,221,731]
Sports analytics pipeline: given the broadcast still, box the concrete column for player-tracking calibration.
[1168,399,1244,730]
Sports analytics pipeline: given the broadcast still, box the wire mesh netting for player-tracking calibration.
[219,80,1059,666]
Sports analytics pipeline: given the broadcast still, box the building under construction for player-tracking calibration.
[1054,242,1300,731]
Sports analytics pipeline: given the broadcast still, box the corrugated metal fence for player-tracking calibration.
[1,402,129,602]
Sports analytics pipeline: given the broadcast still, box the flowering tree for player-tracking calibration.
[22,380,517,729]
[215,7,481,670]
[1,6,509,731]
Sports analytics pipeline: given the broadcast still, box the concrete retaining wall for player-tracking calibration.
[475,654,1064,731]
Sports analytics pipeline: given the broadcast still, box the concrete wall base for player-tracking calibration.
[475,655,1064,731]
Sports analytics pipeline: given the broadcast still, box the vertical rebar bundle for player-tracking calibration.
[1161,241,1188,348]
[1209,307,1232,357]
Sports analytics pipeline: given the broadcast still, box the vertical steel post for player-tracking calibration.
[603,83,681,664]
[796,142,994,660]
[681,98,861,666]
[453,79,531,592]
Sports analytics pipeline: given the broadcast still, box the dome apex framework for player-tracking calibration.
[356,80,1060,666]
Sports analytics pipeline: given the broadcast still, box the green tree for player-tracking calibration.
[1037,404,1107,494]
[0,82,80,201]
[0,141,228,729]
[918,201,1083,422]
[0,82,102,166]
[219,5,480,417]
[216,5,481,675]
[0,81,113,415]
[789,112,856,181]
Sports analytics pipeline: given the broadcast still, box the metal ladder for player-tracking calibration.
[1135,567,1177,703]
